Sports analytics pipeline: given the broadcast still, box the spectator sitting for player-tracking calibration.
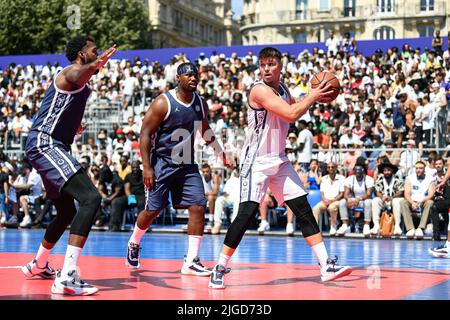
[338,158,374,237]
[371,159,404,236]
[378,139,400,166]
[401,160,435,239]
[300,159,321,190]
[257,189,278,233]
[312,162,345,236]
[211,169,240,234]
[201,163,221,230]
[116,155,131,181]
[342,141,362,173]
[13,163,42,228]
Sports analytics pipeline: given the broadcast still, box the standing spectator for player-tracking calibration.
[371,160,404,236]
[432,30,444,57]
[429,157,450,242]
[312,162,345,236]
[401,160,435,239]
[400,139,421,177]
[325,32,340,57]
[338,160,374,236]
[297,120,313,171]
[122,72,139,110]
[105,171,126,231]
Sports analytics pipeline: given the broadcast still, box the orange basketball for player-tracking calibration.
[310,71,341,103]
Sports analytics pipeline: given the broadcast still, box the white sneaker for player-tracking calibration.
[19,215,32,228]
[370,224,379,235]
[425,223,433,236]
[393,225,402,236]
[406,228,415,239]
[329,225,337,236]
[320,256,352,282]
[415,228,424,239]
[51,270,98,296]
[22,259,56,279]
[336,224,348,236]
[363,224,370,237]
[257,220,270,233]
[181,256,212,276]
[0,213,6,225]
[286,223,294,236]
[428,244,450,258]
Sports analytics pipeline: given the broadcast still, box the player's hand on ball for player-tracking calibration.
[143,167,157,189]
[309,81,334,103]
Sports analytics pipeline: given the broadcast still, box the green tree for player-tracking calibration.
[0,0,151,55]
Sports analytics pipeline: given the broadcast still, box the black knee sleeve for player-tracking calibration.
[224,201,259,249]
[44,193,77,244]
[286,195,320,237]
[70,191,101,237]
[63,171,102,237]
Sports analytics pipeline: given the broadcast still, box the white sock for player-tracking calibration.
[35,244,51,268]
[218,253,231,268]
[446,240,450,248]
[186,235,202,262]
[129,223,148,245]
[208,214,214,223]
[311,242,329,269]
[61,245,82,278]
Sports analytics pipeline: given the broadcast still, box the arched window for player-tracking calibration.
[374,26,395,40]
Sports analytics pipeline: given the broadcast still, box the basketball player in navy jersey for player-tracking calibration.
[21,36,116,295]
[208,47,352,289]
[126,62,228,275]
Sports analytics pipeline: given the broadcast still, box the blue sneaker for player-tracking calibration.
[126,242,141,268]
[208,264,231,289]
[428,244,450,258]
[320,256,352,282]
[181,256,212,276]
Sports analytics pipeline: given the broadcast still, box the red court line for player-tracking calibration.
[1,253,449,300]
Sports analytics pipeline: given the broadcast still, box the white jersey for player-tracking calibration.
[239,80,307,204]
[240,80,290,177]
[202,175,213,194]
[407,173,435,202]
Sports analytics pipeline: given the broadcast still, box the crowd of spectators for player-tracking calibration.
[0,31,450,240]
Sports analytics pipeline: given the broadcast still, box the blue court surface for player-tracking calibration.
[1,229,450,300]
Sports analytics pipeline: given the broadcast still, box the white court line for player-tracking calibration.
[0,266,22,269]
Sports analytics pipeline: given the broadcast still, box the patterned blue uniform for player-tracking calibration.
[145,89,207,211]
[25,68,90,199]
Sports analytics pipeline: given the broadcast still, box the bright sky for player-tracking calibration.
[232,0,243,17]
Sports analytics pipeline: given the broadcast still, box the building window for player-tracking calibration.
[418,25,434,37]
[159,4,167,23]
[377,0,395,13]
[317,0,330,11]
[294,32,307,43]
[420,0,434,11]
[374,26,395,40]
[343,0,356,17]
[296,0,307,19]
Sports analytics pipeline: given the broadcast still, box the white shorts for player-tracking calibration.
[240,160,307,204]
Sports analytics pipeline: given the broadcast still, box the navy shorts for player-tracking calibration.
[145,159,206,211]
[25,133,81,199]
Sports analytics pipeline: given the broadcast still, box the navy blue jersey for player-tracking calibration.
[151,89,205,166]
[30,67,91,145]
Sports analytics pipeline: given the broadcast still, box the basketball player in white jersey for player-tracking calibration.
[208,47,352,289]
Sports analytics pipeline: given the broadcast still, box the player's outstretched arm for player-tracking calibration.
[251,81,334,122]
[139,95,168,188]
[64,44,117,88]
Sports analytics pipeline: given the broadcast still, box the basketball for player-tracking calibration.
[310,71,341,103]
